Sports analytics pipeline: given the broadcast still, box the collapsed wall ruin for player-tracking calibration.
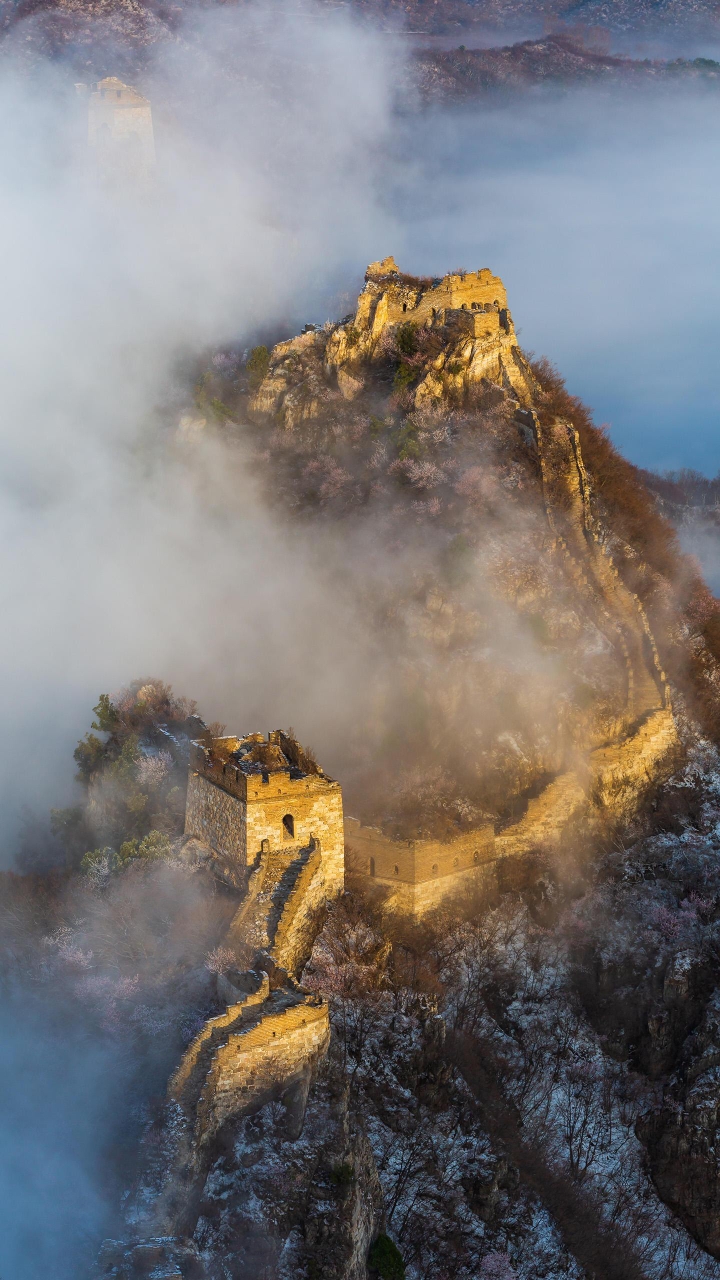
[251,254,536,429]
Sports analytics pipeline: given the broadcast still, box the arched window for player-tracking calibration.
[402,303,407,313]
[432,863,438,875]
[453,857,459,868]
[394,864,399,876]
[369,857,376,877]
[282,813,295,839]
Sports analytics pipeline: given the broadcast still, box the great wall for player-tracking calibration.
[95,261,679,1276]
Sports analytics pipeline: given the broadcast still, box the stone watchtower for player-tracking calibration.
[184,729,344,895]
[85,76,156,180]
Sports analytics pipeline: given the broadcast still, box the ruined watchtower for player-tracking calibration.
[85,76,155,180]
[184,729,344,895]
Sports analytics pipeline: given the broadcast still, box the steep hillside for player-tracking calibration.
[197,258,720,852]
[12,263,720,1280]
[3,4,719,100]
[413,36,720,102]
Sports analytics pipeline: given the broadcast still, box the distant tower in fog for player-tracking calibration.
[80,76,156,181]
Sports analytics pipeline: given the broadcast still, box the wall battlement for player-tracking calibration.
[83,75,155,179]
[346,392,678,918]
[363,257,508,317]
[352,258,513,348]
[345,816,496,915]
[249,257,536,429]
[195,994,329,1145]
[184,728,344,895]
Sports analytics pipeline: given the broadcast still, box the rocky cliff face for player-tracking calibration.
[251,257,535,429]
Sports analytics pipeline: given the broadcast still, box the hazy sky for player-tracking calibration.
[389,86,720,474]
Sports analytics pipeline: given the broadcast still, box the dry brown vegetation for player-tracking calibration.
[531,357,720,742]
[532,357,679,586]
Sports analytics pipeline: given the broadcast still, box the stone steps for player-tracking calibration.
[225,844,313,962]
[493,412,677,862]
[495,771,587,858]
[171,843,321,1115]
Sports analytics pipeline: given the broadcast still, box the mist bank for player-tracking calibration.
[2,3,720,852]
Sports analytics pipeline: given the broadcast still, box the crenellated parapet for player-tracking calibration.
[184,729,344,896]
[355,257,510,331]
[345,817,497,916]
[95,730,343,1272]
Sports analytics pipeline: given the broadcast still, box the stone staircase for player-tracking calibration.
[170,838,326,1121]
[495,771,588,859]
[116,836,331,1253]
[533,413,667,724]
[495,411,677,860]
[120,835,331,1245]
[169,970,270,1111]
[223,839,320,963]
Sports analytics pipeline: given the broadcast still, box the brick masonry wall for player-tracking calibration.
[169,973,270,1104]
[196,1001,330,1144]
[185,772,247,870]
[345,817,495,882]
[345,817,496,916]
[244,781,345,894]
[186,763,344,896]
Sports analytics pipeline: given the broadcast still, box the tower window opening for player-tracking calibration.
[394,864,399,875]
[282,813,295,839]
[369,857,376,877]
[432,863,438,875]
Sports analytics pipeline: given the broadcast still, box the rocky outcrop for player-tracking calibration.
[95,1237,207,1279]
[250,259,536,429]
[192,1068,384,1280]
